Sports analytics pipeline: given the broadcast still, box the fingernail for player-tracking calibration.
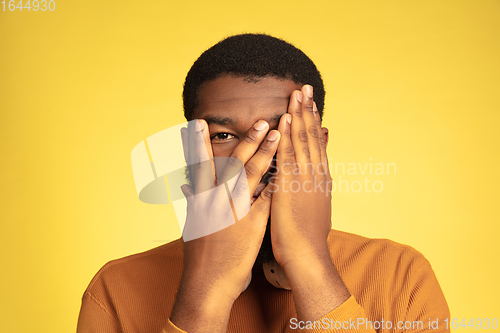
[286,114,292,124]
[305,85,313,99]
[313,102,318,112]
[254,120,268,131]
[296,91,303,103]
[267,130,279,141]
[196,119,205,131]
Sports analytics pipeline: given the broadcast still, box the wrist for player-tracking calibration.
[182,260,250,301]
[170,278,234,332]
[278,242,332,272]
[281,250,333,284]
[282,253,350,321]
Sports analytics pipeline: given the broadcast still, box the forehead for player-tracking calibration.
[193,75,302,125]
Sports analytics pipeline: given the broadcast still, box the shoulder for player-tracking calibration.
[78,240,184,330]
[83,238,184,295]
[328,229,430,272]
[327,230,446,312]
[326,233,450,322]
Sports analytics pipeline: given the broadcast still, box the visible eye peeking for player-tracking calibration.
[210,133,236,143]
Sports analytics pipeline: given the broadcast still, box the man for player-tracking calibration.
[77,34,449,332]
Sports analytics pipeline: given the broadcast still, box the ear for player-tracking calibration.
[321,127,329,147]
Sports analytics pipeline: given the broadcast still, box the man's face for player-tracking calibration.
[193,75,302,157]
[192,74,303,264]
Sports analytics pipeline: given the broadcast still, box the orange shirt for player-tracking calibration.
[77,230,450,332]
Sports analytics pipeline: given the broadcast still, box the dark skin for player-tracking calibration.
[170,75,350,332]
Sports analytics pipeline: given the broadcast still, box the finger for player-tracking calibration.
[314,102,330,177]
[187,119,216,193]
[244,182,274,231]
[301,85,322,167]
[180,127,189,164]
[219,120,269,183]
[276,112,295,176]
[288,89,311,166]
[180,184,194,205]
[237,129,280,196]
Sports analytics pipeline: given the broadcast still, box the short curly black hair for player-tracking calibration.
[182,33,325,121]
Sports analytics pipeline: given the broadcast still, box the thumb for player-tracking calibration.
[247,182,273,226]
[180,184,194,205]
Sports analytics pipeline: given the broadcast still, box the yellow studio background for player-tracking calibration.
[1,0,499,331]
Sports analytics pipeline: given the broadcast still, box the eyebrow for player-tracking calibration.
[204,115,234,125]
[204,113,285,125]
